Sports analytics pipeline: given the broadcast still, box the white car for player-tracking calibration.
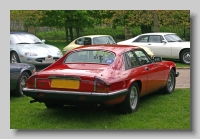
[10,32,63,65]
[117,32,190,64]
[63,35,154,57]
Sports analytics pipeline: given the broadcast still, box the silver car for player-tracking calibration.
[10,32,63,65]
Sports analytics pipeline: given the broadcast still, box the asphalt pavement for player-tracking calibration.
[176,68,190,88]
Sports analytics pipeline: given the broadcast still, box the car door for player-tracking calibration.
[133,49,166,94]
[132,35,172,58]
[146,35,172,58]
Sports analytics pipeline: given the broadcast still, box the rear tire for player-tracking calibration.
[119,82,139,114]
[13,72,29,97]
[162,69,176,94]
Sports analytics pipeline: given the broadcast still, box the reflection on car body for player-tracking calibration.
[23,44,179,114]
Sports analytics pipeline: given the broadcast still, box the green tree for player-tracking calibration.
[10,10,45,34]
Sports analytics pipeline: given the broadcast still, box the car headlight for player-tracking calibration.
[57,50,63,56]
[25,52,38,56]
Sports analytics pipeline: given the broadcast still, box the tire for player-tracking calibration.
[44,102,64,109]
[180,49,190,64]
[162,69,176,94]
[10,52,20,63]
[119,82,139,114]
[13,72,29,97]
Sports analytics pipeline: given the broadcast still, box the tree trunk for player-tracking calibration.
[76,27,80,38]
[27,26,35,35]
[124,26,132,40]
[64,20,69,42]
[69,27,74,42]
[153,11,160,32]
[141,25,152,34]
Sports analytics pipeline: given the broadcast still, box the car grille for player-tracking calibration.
[35,57,60,63]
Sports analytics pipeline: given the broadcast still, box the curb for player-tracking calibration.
[177,67,190,69]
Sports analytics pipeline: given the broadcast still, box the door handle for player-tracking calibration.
[148,44,151,45]
[145,67,149,70]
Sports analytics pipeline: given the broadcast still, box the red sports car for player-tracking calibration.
[23,44,179,114]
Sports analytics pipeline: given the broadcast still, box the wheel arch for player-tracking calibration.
[10,50,21,62]
[126,79,142,95]
[20,69,32,77]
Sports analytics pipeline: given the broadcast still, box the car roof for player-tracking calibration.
[78,35,112,38]
[71,44,141,55]
[140,32,176,35]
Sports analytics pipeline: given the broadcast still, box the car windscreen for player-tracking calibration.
[64,50,115,64]
[10,34,42,44]
[164,34,183,42]
[93,36,116,44]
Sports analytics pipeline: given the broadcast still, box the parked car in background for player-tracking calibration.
[117,32,190,64]
[23,44,179,114]
[62,35,116,54]
[10,32,63,65]
[10,63,36,97]
[63,35,154,57]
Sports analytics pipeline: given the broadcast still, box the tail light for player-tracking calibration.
[26,74,37,89]
[94,77,110,93]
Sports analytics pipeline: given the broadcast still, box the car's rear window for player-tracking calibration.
[64,50,115,64]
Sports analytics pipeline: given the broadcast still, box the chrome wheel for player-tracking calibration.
[167,72,175,92]
[119,82,139,114]
[11,52,20,63]
[11,54,17,63]
[162,69,175,94]
[130,86,138,110]
[180,50,190,64]
[19,75,28,95]
[14,72,29,97]
[183,52,190,64]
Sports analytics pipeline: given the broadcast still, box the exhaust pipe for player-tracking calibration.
[30,99,38,103]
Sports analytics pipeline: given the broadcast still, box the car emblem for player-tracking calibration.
[48,55,52,58]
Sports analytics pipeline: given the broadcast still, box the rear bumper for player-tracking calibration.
[23,88,128,103]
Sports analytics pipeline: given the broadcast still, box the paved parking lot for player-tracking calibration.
[176,68,190,88]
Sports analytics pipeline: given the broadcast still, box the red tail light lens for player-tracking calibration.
[94,77,110,93]
[26,75,36,89]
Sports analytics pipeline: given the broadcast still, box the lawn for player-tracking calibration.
[10,88,190,130]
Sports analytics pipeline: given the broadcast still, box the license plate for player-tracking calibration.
[51,79,80,89]
[42,57,55,63]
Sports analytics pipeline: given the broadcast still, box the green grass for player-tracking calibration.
[10,88,190,130]
[46,40,68,53]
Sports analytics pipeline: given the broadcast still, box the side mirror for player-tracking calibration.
[153,56,162,62]
[162,40,167,43]
[41,39,46,43]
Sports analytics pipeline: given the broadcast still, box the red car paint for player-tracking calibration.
[23,44,179,114]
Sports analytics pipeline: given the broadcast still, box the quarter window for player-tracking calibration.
[124,51,140,70]
[134,50,152,65]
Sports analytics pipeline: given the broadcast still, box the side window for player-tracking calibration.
[83,37,92,45]
[75,38,84,45]
[134,36,148,42]
[149,35,162,43]
[123,51,140,70]
[134,50,152,65]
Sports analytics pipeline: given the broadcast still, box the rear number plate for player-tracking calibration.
[51,79,80,89]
